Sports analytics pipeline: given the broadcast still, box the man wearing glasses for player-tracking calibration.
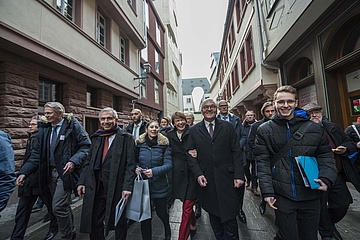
[187,99,244,240]
[255,85,337,240]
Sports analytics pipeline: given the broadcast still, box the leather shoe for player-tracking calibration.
[259,201,266,215]
[251,188,260,196]
[238,209,247,223]
[195,203,201,219]
[61,232,76,240]
[44,230,58,240]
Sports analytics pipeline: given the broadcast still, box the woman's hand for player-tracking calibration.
[142,169,153,178]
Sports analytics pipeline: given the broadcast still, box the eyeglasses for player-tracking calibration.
[202,105,216,110]
[276,100,296,106]
[29,123,37,126]
[219,105,228,108]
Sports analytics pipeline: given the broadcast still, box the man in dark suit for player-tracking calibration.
[187,98,245,240]
[216,100,247,223]
[125,108,147,141]
[77,107,136,240]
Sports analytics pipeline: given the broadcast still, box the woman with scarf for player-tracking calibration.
[78,107,136,240]
[135,120,172,240]
[167,111,197,240]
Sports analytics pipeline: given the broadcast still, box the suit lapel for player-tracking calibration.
[212,119,223,140]
[199,120,212,140]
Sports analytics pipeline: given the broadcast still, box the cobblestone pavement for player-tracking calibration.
[1,184,359,240]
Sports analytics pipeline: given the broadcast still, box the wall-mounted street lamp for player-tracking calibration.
[134,62,152,89]
[132,62,152,108]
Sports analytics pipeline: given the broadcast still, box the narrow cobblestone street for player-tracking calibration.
[1,184,359,240]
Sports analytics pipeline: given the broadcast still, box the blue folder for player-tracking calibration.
[295,156,321,189]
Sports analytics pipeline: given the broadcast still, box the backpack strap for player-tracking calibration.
[270,120,312,167]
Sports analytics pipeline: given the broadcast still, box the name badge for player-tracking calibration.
[60,135,65,141]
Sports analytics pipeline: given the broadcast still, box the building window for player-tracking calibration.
[186,97,192,104]
[56,0,74,21]
[120,37,126,63]
[156,21,161,47]
[87,86,97,107]
[154,80,159,104]
[97,11,106,47]
[85,117,99,136]
[231,64,240,92]
[155,49,160,73]
[128,0,136,11]
[38,78,63,109]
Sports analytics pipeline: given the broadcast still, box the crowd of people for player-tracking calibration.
[1,84,360,240]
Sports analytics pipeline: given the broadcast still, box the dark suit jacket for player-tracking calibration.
[186,118,244,223]
[125,121,147,138]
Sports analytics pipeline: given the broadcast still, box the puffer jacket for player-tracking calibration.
[136,132,172,199]
[255,110,337,202]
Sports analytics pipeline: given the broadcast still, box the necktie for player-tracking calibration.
[50,126,58,166]
[209,123,214,138]
[102,136,109,163]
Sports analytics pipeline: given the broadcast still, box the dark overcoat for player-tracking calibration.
[78,128,136,235]
[322,120,360,191]
[167,126,197,201]
[186,119,244,223]
[18,132,41,197]
[19,116,91,192]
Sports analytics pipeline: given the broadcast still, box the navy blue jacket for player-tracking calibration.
[136,133,172,199]
[19,116,91,192]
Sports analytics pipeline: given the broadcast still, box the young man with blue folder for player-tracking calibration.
[255,86,337,240]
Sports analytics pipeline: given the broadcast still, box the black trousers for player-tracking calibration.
[90,182,127,240]
[141,197,170,240]
[11,190,57,240]
[274,194,320,240]
[319,173,352,237]
[208,213,239,240]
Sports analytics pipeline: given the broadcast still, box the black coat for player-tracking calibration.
[187,119,244,223]
[340,123,360,192]
[255,111,337,201]
[78,128,136,235]
[19,116,91,192]
[18,132,40,197]
[167,126,197,201]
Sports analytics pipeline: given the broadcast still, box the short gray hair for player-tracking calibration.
[99,107,118,119]
[44,102,65,113]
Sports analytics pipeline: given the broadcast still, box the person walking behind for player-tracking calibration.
[247,101,275,215]
[241,110,257,190]
[0,130,16,217]
[11,116,58,240]
[303,103,359,240]
[126,109,147,141]
[255,86,337,240]
[77,107,136,240]
[216,99,247,224]
[16,102,91,240]
[135,120,172,240]
[187,99,244,240]
[167,111,197,240]
[185,113,195,127]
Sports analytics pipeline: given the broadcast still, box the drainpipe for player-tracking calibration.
[251,0,283,87]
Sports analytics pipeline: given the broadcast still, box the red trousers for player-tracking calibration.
[178,200,196,240]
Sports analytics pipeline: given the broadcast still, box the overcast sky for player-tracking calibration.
[177,0,228,79]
